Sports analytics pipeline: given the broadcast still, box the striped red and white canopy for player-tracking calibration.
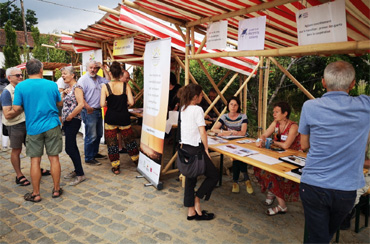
[132,0,369,50]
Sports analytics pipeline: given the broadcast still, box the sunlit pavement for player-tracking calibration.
[0,134,369,243]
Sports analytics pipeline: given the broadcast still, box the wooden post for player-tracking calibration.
[262,58,270,133]
[191,27,195,55]
[239,75,243,108]
[269,57,315,100]
[243,75,247,114]
[185,28,190,85]
[258,57,264,137]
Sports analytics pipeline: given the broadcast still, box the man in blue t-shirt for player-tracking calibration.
[13,59,63,202]
[299,61,370,243]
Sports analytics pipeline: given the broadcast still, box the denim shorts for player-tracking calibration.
[26,126,62,157]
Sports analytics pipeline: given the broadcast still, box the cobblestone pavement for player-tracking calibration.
[1,134,369,243]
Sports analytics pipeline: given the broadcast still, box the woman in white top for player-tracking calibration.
[177,84,219,221]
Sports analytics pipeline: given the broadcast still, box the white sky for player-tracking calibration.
[4,0,123,34]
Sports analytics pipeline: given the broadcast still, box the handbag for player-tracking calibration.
[176,108,206,178]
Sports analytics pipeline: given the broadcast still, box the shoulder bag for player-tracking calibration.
[176,108,206,178]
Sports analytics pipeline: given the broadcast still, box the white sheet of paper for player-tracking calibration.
[208,137,228,145]
[248,154,282,165]
[216,144,258,157]
[285,171,302,180]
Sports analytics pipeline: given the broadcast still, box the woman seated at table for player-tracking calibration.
[255,101,301,216]
[211,97,253,194]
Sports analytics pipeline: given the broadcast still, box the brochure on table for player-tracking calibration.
[137,38,171,189]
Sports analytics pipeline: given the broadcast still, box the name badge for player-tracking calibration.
[281,135,288,141]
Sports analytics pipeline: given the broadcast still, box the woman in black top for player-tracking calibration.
[100,62,139,174]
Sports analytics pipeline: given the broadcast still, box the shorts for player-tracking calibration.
[26,126,62,157]
[7,122,26,149]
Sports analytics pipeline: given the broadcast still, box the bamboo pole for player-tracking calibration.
[191,27,195,55]
[262,58,270,133]
[104,57,144,63]
[122,0,184,26]
[161,152,178,175]
[174,24,186,42]
[196,60,228,105]
[258,57,264,137]
[186,0,298,28]
[269,57,315,100]
[98,5,120,16]
[185,28,190,85]
[106,42,114,61]
[239,75,243,107]
[189,40,370,59]
[216,70,231,87]
[243,75,247,114]
[196,35,207,55]
[205,72,239,117]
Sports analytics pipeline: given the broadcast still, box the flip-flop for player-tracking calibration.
[52,188,63,198]
[24,192,41,202]
[15,176,31,186]
[41,168,51,176]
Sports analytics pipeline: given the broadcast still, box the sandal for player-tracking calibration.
[41,168,51,176]
[24,192,41,202]
[111,166,120,175]
[15,176,31,186]
[52,188,63,198]
[264,191,275,206]
[265,205,287,216]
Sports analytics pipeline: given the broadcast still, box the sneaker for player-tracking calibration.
[119,148,128,154]
[246,180,254,194]
[232,183,240,193]
[94,153,107,159]
[69,175,86,186]
[85,159,102,166]
[64,171,76,179]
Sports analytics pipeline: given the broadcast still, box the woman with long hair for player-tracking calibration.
[61,66,86,185]
[100,62,139,174]
[177,83,219,221]
[211,96,253,194]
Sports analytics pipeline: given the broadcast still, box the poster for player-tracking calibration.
[206,21,228,50]
[81,49,103,76]
[113,37,134,55]
[137,38,171,189]
[296,0,347,46]
[238,16,266,51]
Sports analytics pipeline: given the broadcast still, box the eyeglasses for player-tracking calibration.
[10,74,23,78]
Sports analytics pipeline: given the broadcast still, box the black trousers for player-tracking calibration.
[183,144,219,207]
[64,118,84,176]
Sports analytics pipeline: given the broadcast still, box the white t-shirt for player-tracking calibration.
[180,105,206,147]
[56,77,66,90]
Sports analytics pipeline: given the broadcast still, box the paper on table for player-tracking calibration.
[216,144,258,157]
[208,137,228,145]
[248,154,282,165]
[285,171,302,180]
[236,139,256,144]
[165,111,179,134]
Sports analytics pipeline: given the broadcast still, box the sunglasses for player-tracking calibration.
[10,74,23,78]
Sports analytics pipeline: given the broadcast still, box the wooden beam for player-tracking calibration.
[186,0,298,28]
[258,57,264,137]
[104,57,144,63]
[122,0,184,26]
[185,28,190,85]
[262,58,270,133]
[243,75,247,115]
[189,40,370,59]
[269,57,315,100]
[174,24,186,42]
[196,35,207,55]
[191,27,195,55]
[98,5,120,16]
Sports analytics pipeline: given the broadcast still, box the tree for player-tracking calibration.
[3,20,21,68]
[31,27,71,63]
[0,1,38,31]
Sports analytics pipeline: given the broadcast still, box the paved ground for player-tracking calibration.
[0,134,369,244]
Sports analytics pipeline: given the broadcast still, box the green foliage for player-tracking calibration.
[3,20,21,68]
[0,1,38,31]
[55,69,61,80]
[31,27,71,63]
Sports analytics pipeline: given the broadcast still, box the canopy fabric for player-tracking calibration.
[56,5,259,76]
[118,5,259,76]
[132,0,369,52]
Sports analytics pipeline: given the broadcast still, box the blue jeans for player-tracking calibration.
[64,118,84,176]
[81,109,103,161]
[300,182,356,243]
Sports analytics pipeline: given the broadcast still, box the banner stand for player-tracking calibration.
[136,172,164,190]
